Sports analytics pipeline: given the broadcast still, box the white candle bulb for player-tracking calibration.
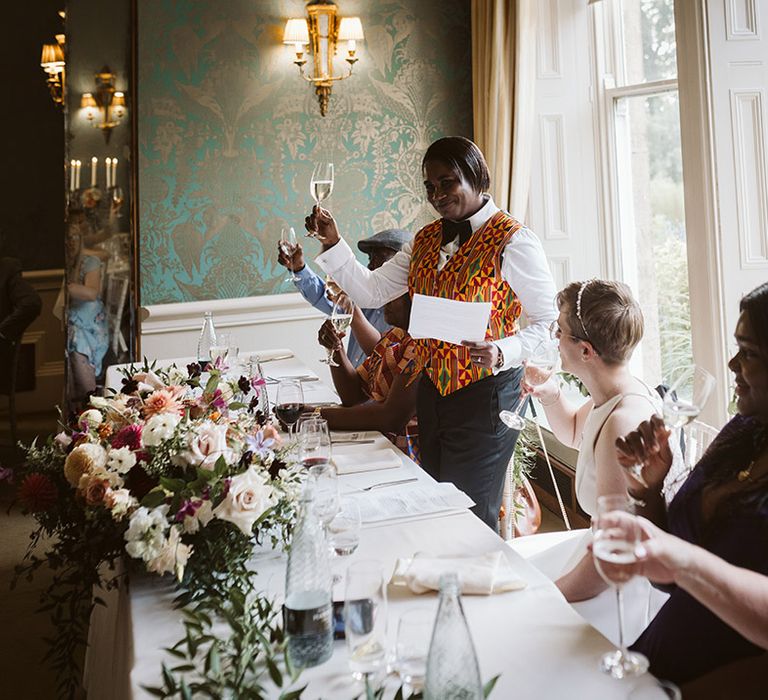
[91,156,97,187]
[75,160,81,190]
[112,158,118,188]
[70,160,76,191]
[105,158,112,189]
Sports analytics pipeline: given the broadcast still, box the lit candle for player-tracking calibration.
[75,160,82,190]
[111,158,118,188]
[105,157,112,188]
[91,156,97,187]
[70,159,76,191]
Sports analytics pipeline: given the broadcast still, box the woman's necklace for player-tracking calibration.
[737,462,755,481]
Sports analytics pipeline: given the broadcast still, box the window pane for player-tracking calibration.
[620,0,677,84]
[614,91,691,385]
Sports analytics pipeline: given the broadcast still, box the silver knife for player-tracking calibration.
[361,477,418,491]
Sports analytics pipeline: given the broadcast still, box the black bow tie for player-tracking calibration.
[441,218,473,246]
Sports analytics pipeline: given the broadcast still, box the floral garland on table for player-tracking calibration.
[11,359,307,699]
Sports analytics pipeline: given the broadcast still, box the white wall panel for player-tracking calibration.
[725,0,760,40]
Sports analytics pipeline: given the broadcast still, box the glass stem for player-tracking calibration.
[616,586,627,658]
[511,392,527,416]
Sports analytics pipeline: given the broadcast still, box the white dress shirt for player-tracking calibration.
[315,196,557,371]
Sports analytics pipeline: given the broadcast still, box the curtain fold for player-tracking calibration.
[472,0,537,220]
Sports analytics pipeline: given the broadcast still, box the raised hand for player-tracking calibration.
[318,319,344,352]
[615,414,673,491]
[304,206,340,249]
[276,241,305,272]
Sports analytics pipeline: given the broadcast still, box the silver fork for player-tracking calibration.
[360,477,418,491]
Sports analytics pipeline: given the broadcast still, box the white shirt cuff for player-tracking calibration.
[315,238,356,275]
[493,336,523,373]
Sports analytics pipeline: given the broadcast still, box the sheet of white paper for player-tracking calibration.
[409,293,492,345]
[355,482,475,523]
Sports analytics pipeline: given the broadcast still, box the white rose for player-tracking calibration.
[181,421,234,470]
[107,446,137,474]
[166,365,189,386]
[213,467,277,536]
[80,409,103,428]
[142,413,181,447]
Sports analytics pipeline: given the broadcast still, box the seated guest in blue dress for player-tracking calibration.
[616,281,768,685]
[277,228,411,367]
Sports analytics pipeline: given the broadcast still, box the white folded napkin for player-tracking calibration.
[391,551,527,595]
[332,448,402,475]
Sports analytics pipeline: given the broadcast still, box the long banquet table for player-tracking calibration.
[88,351,660,699]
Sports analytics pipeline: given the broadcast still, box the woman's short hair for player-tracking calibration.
[557,279,644,365]
[740,282,768,359]
[422,137,491,194]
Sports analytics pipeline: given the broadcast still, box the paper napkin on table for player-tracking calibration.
[391,551,526,595]
[332,448,402,475]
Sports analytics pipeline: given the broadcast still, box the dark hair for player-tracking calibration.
[422,137,491,194]
[739,282,768,360]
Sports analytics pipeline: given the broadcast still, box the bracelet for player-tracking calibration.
[494,345,505,370]
[538,385,562,407]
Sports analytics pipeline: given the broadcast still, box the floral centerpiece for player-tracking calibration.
[12,360,303,699]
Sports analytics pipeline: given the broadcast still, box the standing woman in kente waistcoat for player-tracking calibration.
[306,137,557,530]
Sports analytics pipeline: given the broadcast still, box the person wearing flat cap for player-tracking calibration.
[306,137,557,531]
[277,228,411,367]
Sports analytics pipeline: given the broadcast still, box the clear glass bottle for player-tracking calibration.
[196,311,217,368]
[424,572,483,700]
[284,486,333,669]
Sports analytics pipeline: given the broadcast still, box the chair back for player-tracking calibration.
[663,418,718,501]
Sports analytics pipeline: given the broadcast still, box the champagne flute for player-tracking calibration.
[308,463,339,536]
[274,379,305,437]
[279,227,299,282]
[111,185,124,211]
[626,364,715,487]
[308,163,334,237]
[499,339,560,431]
[320,295,355,367]
[593,495,649,680]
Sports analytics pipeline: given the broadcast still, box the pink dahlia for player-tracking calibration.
[142,389,185,419]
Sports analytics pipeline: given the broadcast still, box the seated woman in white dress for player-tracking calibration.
[526,279,661,603]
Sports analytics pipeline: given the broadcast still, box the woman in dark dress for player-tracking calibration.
[616,282,768,684]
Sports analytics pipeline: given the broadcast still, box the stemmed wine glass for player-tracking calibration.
[308,463,340,538]
[274,379,305,438]
[297,416,332,468]
[279,226,299,282]
[499,339,560,431]
[320,295,355,367]
[308,163,334,237]
[592,495,649,680]
[626,364,716,487]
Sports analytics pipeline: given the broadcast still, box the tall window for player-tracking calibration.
[600,0,691,385]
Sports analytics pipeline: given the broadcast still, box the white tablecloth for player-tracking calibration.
[88,351,661,699]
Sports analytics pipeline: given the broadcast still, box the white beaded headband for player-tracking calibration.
[575,279,595,339]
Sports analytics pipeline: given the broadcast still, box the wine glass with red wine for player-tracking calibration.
[297,416,332,468]
[274,379,305,437]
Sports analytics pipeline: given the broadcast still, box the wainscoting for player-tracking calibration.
[140,292,332,384]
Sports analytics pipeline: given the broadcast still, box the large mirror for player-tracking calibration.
[64,0,136,413]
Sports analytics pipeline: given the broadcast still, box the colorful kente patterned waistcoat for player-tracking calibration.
[407,210,523,396]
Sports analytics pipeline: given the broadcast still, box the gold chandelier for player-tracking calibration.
[80,67,127,143]
[283,1,364,117]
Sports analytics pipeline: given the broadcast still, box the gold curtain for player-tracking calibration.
[471,0,537,220]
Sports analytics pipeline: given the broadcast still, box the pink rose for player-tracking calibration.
[180,421,234,470]
[213,467,277,536]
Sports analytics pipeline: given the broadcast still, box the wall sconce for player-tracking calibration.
[283,1,364,117]
[40,33,66,106]
[80,67,126,143]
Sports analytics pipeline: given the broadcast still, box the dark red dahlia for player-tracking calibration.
[18,474,58,512]
[112,424,143,450]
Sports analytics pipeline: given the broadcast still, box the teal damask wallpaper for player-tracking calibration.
[138,0,472,304]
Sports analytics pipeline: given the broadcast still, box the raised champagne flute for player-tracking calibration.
[279,226,299,282]
[626,364,715,487]
[499,339,560,431]
[593,495,649,679]
[308,162,334,237]
[320,295,354,367]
